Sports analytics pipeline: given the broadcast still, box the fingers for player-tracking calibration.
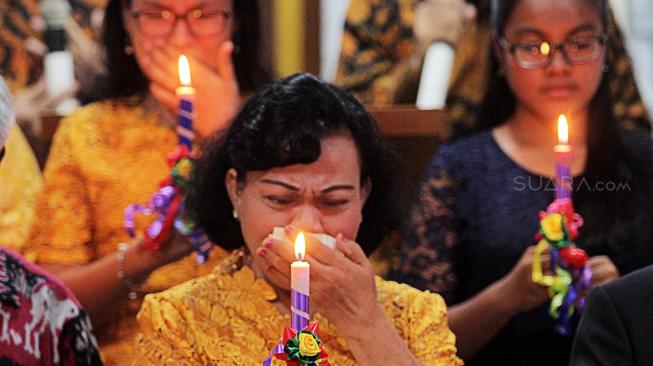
[46,82,80,107]
[463,3,477,22]
[214,41,236,83]
[257,238,292,277]
[335,234,367,266]
[64,18,91,50]
[143,48,179,92]
[149,83,177,112]
[589,255,619,286]
[415,0,467,44]
[20,78,48,101]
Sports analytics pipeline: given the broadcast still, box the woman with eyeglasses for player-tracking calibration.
[25,0,270,364]
[397,0,653,364]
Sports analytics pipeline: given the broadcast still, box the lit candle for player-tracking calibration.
[554,114,572,200]
[176,55,195,149]
[291,232,310,331]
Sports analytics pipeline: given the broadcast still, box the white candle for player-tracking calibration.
[291,232,310,330]
[554,114,572,200]
[176,55,195,148]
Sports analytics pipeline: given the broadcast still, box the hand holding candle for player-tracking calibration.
[530,116,591,335]
[124,55,214,262]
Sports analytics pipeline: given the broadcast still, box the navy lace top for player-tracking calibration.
[398,130,653,365]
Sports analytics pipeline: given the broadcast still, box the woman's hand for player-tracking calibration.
[258,231,420,366]
[258,231,384,337]
[13,78,79,129]
[137,231,195,273]
[414,0,476,50]
[140,41,240,137]
[496,246,550,314]
[588,255,619,287]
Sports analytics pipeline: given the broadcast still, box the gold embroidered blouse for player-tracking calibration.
[25,99,223,365]
[135,266,463,365]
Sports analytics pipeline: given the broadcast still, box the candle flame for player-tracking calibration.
[557,114,569,145]
[178,55,191,86]
[294,232,305,261]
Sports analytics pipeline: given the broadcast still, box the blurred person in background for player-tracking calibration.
[24,0,271,364]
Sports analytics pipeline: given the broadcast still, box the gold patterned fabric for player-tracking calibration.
[25,99,223,366]
[0,0,105,92]
[0,124,42,252]
[336,0,651,137]
[135,266,462,365]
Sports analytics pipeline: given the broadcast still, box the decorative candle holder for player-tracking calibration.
[532,199,591,335]
[263,232,330,366]
[531,115,592,335]
[123,55,214,263]
[264,322,330,366]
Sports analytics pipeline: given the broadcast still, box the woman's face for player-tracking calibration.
[122,0,234,80]
[226,135,370,273]
[500,0,605,120]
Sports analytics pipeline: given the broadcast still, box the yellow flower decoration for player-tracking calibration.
[298,333,321,357]
[176,158,193,179]
[541,213,565,242]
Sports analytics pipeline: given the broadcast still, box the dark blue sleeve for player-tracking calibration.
[397,148,460,304]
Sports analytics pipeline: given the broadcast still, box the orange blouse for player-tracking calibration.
[26,99,223,365]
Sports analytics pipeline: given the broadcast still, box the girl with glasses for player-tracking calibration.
[398,0,653,364]
[25,0,270,364]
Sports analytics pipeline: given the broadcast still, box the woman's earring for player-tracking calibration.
[497,63,506,77]
[124,37,134,55]
[232,209,239,220]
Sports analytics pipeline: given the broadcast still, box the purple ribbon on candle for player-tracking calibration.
[124,186,176,238]
[177,97,194,149]
[291,289,310,331]
[555,163,572,200]
[262,344,286,366]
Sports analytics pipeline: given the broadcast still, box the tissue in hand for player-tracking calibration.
[271,227,336,249]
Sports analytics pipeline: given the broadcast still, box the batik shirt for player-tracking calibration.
[0,247,102,365]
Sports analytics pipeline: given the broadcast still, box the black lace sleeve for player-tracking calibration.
[398,155,460,304]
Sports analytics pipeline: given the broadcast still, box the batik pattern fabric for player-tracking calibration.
[0,0,105,92]
[0,247,102,366]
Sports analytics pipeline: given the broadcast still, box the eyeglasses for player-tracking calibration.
[130,8,232,38]
[499,34,607,69]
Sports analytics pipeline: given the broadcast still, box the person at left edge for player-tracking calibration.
[0,75,102,366]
